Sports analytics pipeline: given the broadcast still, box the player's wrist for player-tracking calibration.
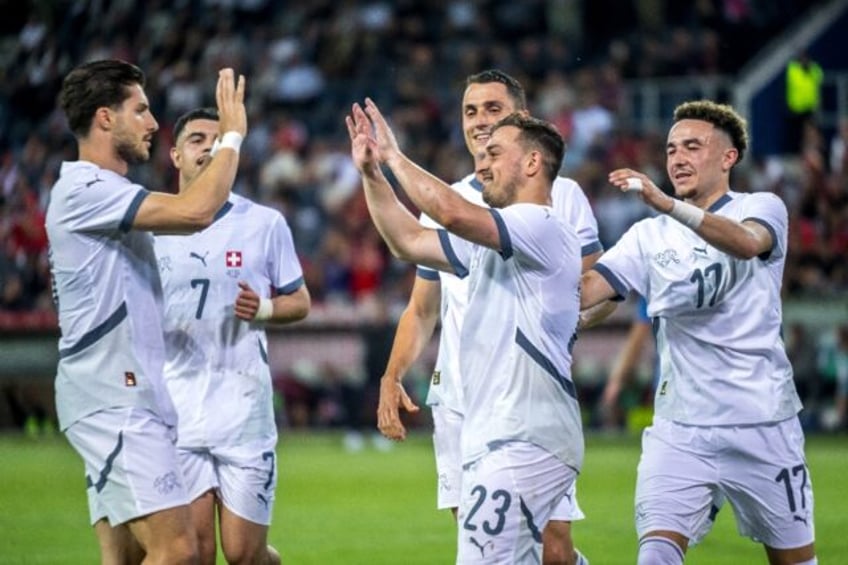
[667,199,705,229]
[210,131,244,156]
[254,297,273,321]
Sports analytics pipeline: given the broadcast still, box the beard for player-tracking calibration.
[483,180,516,209]
[114,127,149,165]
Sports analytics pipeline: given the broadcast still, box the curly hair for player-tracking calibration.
[673,100,749,165]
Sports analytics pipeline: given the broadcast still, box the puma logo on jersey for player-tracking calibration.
[432,370,441,385]
[693,246,708,255]
[659,380,668,396]
[84,176,103,188]
[189,251,209,267]
[654,249,680,267]
[469,537,494,558]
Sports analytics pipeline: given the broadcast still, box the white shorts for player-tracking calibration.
[635,416,815,549]
[179,442,278,526]
[456,441,577,564]
[432,405,463,510]
[66,407,190,526]
[549,480,585,522]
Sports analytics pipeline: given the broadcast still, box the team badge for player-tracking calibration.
[124,371,137,387]
[432,370,441,385]
[226,250,243,267]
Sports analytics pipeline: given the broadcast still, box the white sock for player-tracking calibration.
[793,558,817,565]
[637,536,684,565]
[575,548,589,565]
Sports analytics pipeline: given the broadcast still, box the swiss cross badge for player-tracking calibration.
[225,250,243,268]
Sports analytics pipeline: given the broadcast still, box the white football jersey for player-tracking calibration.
[421,174,601,412]
[46,161,175,430]
[594,191,802,425]
[439,203,584,469]
[155,194,304,450]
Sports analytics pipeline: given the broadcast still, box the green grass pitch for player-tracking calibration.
[0,432,845,563]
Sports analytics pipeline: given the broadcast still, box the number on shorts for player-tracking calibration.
[462,485,512,536]
[775,464,807,513]
[262,451,275,490]
[190,278,210,319]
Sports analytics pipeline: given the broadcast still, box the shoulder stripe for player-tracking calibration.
[437,229,468,278]
[515,327,576,400]
[489,209,512,259]
[119,189,150,233]
[59,302,128,359]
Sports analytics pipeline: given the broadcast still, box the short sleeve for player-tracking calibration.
[593,223,648,299]
[552,178,603,257]
[739,192,788,261]
[493,204,575,272]
[65,179,150,234]
[267,214,305,294]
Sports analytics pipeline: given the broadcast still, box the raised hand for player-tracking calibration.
[608,168,674,214]
[216,68,247,137]
[363,98,402,163]
[345,103,380,176]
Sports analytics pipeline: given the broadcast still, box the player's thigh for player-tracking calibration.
[432,405,463,510]
[219,502,271,563]
[215,444,278,527]
[635,418,719,542]
[457,442,575,564]
[720,417,815,550]
[66,407,190,527]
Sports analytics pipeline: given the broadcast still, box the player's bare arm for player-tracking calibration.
[361,98,502,250]
[377,277,439,440]
[608,167,774,260]
[134,69,247,233]
[346,104,450,271]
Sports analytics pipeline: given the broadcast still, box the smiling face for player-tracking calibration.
[461,81,522,158]
[666,118,738,202]
[480,125,526,208]
[170,118,218,188]
[111,84,158,165]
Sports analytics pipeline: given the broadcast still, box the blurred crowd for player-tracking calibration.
[1,0,845,319]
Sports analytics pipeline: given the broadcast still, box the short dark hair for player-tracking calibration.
[673,100,749,165]
[59,59,146,138]
[173,107,219,142]
[491,113,565,182]
[465,70,527,111]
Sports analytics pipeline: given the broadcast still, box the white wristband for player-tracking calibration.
[254,297,273,321]
[210,131,243,156]
[668,200,705,230]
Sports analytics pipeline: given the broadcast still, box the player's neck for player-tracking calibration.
[77,139,128,176]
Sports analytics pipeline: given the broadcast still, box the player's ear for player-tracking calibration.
[93,107,114,132]
[721,147,738,172]
[170,146,181,169]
